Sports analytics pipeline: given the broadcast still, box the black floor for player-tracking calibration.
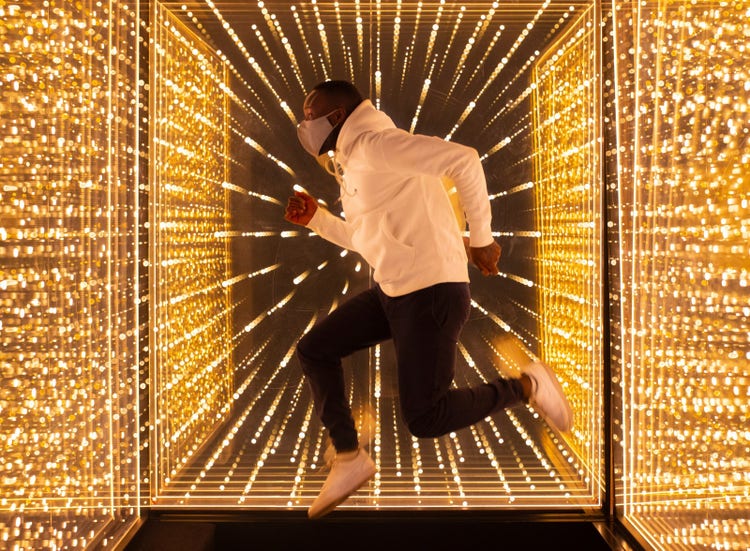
[124,511,638,551]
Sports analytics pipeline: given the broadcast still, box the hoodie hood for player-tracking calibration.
[335,100,395,162]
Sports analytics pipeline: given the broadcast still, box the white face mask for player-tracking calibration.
[297,110,339,157]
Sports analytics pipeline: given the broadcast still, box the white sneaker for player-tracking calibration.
[522,361,574,432]
[321,438,336,469]
[320,405,376,470]
[308,448,376,519]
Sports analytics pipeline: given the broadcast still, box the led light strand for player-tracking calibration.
[445,5,492,100]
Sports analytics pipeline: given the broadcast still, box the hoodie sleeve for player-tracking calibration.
[306,206,355,251]
[365,128,494,248]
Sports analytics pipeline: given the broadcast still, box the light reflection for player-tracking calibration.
[0,0,140,547]
[9,1,748,549]
[531,4,602,499]
[612,1,750,549]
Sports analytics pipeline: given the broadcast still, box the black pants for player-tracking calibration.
[296,283,525,451]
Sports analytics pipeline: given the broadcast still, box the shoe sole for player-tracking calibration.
[532,361,573,432]
[308,493,352,520]
[307,466,376,519]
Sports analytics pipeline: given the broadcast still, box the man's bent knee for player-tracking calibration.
[296,332,319,373]
[405,411,444,439]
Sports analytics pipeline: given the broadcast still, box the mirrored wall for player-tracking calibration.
[2,1,748,550]
[609,1,750,549]
[0,0,142,548]
[145,0,604,511]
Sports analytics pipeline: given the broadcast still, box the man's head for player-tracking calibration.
[297,80,364,157]
[302,80,364,125]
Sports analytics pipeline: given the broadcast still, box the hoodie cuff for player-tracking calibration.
[306,206,324,230]
[469,227,494,248]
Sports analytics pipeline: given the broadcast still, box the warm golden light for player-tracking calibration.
[531,3,604,501]
[0,0,140,548]
[145,0,599,513]
[611,1,750,549]
[8,0,748,548]
[149,3,233,497]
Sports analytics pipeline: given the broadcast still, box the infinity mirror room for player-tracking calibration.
[1,0,748,549]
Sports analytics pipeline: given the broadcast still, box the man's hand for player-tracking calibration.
[463,237,502,276]
[284,190,318,226]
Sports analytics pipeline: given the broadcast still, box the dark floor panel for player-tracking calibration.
[125,519,215,551]
[215,518,611,550]
[126,512,616,551]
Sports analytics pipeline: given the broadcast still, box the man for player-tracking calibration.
[285,80,573,519]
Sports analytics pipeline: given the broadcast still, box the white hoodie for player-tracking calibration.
[306,99,494,297]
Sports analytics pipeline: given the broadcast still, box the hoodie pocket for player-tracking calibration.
[352,211,415,284]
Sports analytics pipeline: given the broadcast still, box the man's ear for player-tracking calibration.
[330,107,347,126]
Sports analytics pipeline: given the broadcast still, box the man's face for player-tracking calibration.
[302,90,345,125]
